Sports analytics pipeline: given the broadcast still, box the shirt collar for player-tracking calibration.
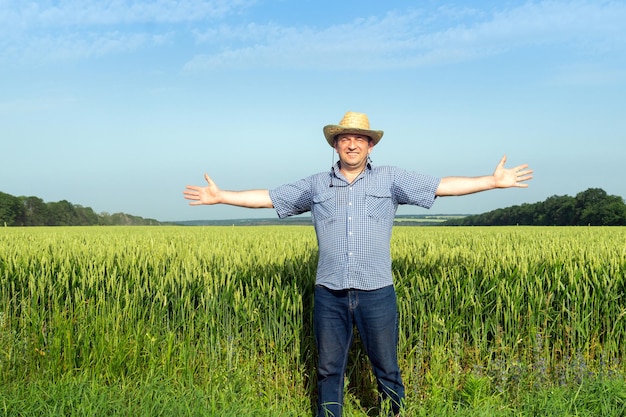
[332,160,372,183]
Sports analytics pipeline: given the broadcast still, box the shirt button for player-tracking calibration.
[348,217,352,221]
[348,252,353,256]
[348,202,352,205]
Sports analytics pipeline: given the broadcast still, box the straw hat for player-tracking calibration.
[323,111,384,147]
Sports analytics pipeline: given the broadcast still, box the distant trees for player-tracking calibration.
[21,196,50,226]
[0,191,161,226]
[575,188,626,226]
[2,188,624,227]
[445,188,626,226]
[0,192,23,226]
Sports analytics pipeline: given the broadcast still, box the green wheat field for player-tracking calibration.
[1,226,625,416]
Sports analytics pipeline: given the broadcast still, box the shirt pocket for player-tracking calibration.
[366,188,394,220]
[312,191,336,221]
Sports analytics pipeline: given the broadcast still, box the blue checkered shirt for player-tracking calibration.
[269,162,440,291]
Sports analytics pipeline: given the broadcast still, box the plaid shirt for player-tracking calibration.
[269,162,440,290]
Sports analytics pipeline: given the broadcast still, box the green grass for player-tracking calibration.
[1,376,624,416]
[0,226,624,416]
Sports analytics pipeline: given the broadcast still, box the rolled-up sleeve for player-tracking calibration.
[392,168,441,209]
[269,178,314,219]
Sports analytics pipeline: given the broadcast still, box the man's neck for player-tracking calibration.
[338,162,368,183]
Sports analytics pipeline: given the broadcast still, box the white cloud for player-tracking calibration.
[0,30,169,64]
[184,1,626,71]
[1,0,255,27]
[1,0,624,70]
[0,0,255,63]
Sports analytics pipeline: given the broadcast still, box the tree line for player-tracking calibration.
[0,192,162,226]
[2,188,624,227]
[444,188,626,226]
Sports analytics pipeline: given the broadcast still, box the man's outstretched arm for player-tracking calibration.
[183,173,274,208]
[436,155,533,197]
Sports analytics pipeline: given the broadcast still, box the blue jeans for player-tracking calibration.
[314,285,404,417]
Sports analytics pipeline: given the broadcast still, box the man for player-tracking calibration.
[183,111,533,416]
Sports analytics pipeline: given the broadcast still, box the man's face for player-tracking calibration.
[334,133,374,170]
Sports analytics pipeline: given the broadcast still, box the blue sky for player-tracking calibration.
[1,0,625,221]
